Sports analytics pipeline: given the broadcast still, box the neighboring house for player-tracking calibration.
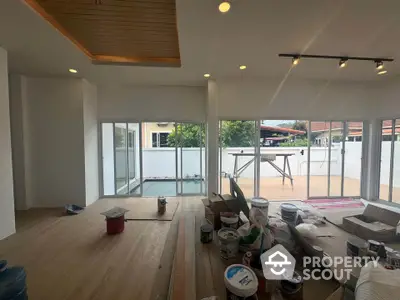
[141,122,174,148]
[309,121,400,146]
[260,125,306,147]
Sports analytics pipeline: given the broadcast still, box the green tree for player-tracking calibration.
[220,121,256,147]
[292,121,307,134]
[167,124,205,147]
[167,121,256,147]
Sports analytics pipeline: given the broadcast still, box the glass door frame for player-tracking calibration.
[175,122,206,196]
[378,119,397,202]
[307,120,363,199]
[98,121,143,198]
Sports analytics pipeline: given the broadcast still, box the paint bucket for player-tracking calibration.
[367,240,383,257]
[220,212,239,229]
[106,215,125,234]
[224,264,258,299]
[280,271,303,300]
[251,198,269,216]
[387,250,400,268]
[201,224,213,244]
[158,196,167,214]
[280,203,298,225]
[312,245,324,259]
[347,236,367,257]
[218,228,240,259]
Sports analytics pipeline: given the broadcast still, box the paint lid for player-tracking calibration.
[280,203,298,213]
[220,214,239,224]
[224,264,258,297]
[251,197,269,207]
[218,228,240,241]
[201,224,213,233]
[368,240,380,246]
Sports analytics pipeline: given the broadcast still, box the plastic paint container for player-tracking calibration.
[280,271,303,300]
[251,198,269,216]
[220,212,239,229]
[218,228,240,259]
[157,196,167,214]
[200,224,213,244]
[347,236,367,257]
[280,203,298,225]
[367,240,382,257]
[224,264,258,299]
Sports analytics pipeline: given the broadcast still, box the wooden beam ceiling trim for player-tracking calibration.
[24,0,180,66]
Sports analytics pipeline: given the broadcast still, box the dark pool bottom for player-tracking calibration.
[130,179,204,196]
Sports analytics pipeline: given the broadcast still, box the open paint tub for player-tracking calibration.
[224,264,258,299]
[218,228,240,259]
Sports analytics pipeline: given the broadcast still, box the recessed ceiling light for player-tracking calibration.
[239,65,247,70]
[377,70,387,75]
[292,56,300,66]
[204,73,211,78]
[219,1,231,13]
[339,59,348,68]
[69,68,78,73]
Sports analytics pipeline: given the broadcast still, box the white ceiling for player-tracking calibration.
[1,0,400,86]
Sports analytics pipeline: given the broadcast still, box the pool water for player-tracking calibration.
[131,179,204,196]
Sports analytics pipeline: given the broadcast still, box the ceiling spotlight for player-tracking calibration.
[69,68,78,73]
[377,70,387,75]
[376,61,384,70]
[292,56,300,66]
[339,59,348,68]
[219,1,231,13]
[239,65,247,70]
[204,73,211,78]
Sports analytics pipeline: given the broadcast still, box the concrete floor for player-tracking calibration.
[220,175,374,201]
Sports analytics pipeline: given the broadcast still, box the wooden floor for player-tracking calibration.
[0,197,342,300]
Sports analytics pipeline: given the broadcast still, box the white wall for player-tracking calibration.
[83,80,99,206]
[0,47,15,239]
[217,78,376,120]
[25,78,86,207]
[373,79,400,119]
[97,85,206,122]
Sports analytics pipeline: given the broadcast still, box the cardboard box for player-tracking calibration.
[342,204,400,242]
[202,194,247,230]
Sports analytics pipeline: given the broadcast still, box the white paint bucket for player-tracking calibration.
[218,228,240,259]
[224,264,258,299]
[280,203,298,225]
[251,197,269,216]
[220,212,239,229]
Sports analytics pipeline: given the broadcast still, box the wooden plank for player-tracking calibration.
[169,214,196,300]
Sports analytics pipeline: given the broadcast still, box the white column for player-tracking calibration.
[207,80,219,196]
[364,119,381,200]
[0,47,16,239]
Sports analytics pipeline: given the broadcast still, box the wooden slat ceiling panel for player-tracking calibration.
[25,0,180,66]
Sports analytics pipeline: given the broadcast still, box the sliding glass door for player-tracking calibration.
[379,119,400,203]
[176,123,206,195]
[101,122,141,196]
[307,121,362,199]
[218,120,257,198]
[100,121,206,197]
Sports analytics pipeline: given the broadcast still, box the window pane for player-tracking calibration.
[392,120,400,203]
[380,120,393,201]
[219,120,256,198]
[152,133,158,147]
[159,132,169,147]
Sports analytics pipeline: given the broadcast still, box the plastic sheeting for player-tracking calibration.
[356,262,400,300]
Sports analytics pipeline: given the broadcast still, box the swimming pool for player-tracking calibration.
[130,179,205,196]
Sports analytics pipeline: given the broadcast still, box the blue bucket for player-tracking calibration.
[0,261,28,300]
